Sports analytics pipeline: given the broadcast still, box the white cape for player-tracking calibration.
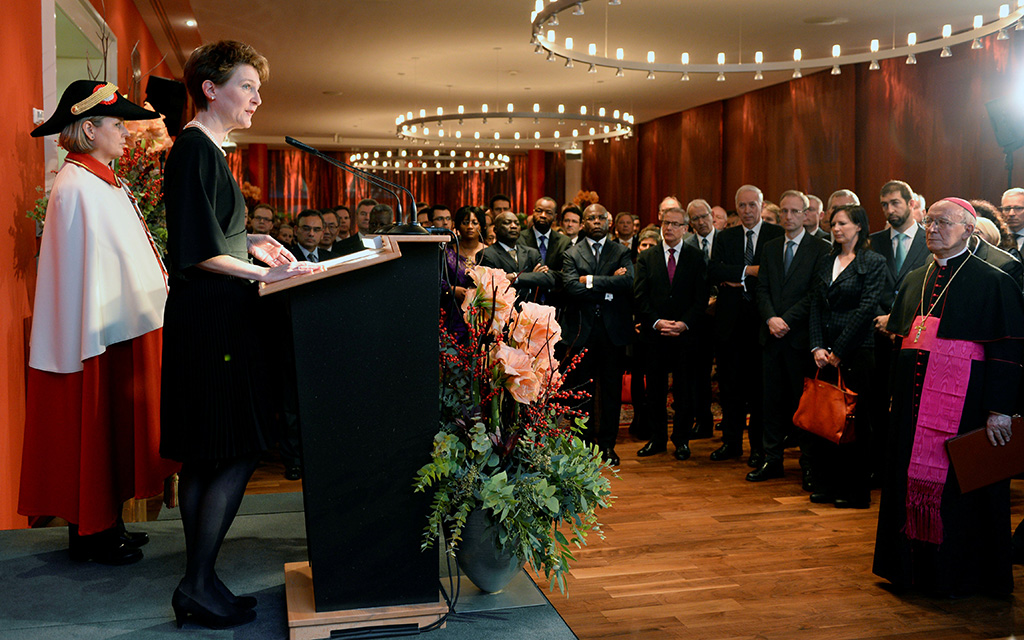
[29,162,167,373]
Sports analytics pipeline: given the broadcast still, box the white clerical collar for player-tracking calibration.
[933,245,969,267]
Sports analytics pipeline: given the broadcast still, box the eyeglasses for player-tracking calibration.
[999,205,1024,215]
[779,208,806,215]
[921,217,962,229]
[298,225,323,232]
[253,215,273,223]
[325,223,339,230]
[661,220,686,228]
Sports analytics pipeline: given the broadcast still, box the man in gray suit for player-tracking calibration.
[477,211,555,302]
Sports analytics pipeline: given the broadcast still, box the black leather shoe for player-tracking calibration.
[801,468,816,492]
[834,494,871,509]
[284,466,302,481]
[673,444,691,461]
[118,521,149,548]
[637,442,667,457]
[809,492,835,504]
[747,450,765,468]
[68,526,143,565]
[710,444,742,461]
[746,462,784,482]
[601,447,620,466]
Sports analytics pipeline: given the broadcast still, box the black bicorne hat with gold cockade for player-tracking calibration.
[31,80,159,137]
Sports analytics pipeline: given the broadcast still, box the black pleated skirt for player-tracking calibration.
[160,274,270,462]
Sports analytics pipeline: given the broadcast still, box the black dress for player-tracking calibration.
[873,252,1024,596]
[159,128,269,462]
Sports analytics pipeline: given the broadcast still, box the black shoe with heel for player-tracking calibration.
[172,587,256,630]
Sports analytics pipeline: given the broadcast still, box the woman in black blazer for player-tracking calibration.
[808,205,892,508]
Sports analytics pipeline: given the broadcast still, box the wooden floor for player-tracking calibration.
[248,430,1024,640]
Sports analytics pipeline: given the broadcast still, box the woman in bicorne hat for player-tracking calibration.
[19,80,180,565]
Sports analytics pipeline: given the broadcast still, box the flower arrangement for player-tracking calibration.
[240,181,262,212]
[119,104,171,255]
[414,265,614,593]
[573,190,600,209]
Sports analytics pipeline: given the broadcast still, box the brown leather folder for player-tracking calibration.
[945,417,1024,494]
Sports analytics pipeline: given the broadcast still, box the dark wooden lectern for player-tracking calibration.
[261,235,448,639]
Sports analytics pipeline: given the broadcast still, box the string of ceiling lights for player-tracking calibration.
[530,0,1024,80]
[349,149,511,173]
[395,103,634,150]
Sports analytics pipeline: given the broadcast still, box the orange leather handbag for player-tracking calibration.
[793,368,857,444]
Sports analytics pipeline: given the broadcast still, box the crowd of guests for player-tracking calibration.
[413,182,1024,600]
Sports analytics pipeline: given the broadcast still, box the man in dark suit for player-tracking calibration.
[1001,188,1024,260]
[634,207,708,461]
[682,199,718,438]
[867,180,929,485]
[747,191,831,483]
[804,195,831,242]
[708,185,784,466]
[477,211,555,302]
[612,211,640,260]
[290,209,331,263]
[518,196,571,308]
[561,204,635,466]
[969,233,1024,287]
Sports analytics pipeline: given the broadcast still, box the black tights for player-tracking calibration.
[177,455,258,615]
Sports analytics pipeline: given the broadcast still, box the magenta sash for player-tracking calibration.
[900,315,984,544]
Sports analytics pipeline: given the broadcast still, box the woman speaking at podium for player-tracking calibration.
[160,41,321,630]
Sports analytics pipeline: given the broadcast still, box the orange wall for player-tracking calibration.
[88,0,175,85]
[0,0,44,531]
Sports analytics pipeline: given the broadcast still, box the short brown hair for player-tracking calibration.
[58,116,106,154]
[184,41,269,111]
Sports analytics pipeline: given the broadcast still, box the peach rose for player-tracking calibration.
[510,302,561,358]
[493,343,542,404]
[463,265,516,334]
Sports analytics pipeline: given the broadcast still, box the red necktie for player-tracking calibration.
[667,247,676,285]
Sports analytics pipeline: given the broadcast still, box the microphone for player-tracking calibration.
[284,136,426,234]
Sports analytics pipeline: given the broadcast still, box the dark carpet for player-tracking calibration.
[0,493,575,639]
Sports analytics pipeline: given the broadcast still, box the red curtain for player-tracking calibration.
[254,150,530,219]
[581,36,1024,233]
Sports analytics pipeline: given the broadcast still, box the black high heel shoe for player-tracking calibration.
[216,576,257,609]
[171,587,256,630]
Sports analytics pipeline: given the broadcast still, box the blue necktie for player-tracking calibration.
[783,240,795,274]
[894,232,907,273]
[538,234,547,262]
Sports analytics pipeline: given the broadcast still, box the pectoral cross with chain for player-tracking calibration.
[914,318,927,343]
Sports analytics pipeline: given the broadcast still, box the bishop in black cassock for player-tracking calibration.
[873,198,1024,597]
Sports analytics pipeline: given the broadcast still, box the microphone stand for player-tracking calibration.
[285,136,427,235]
